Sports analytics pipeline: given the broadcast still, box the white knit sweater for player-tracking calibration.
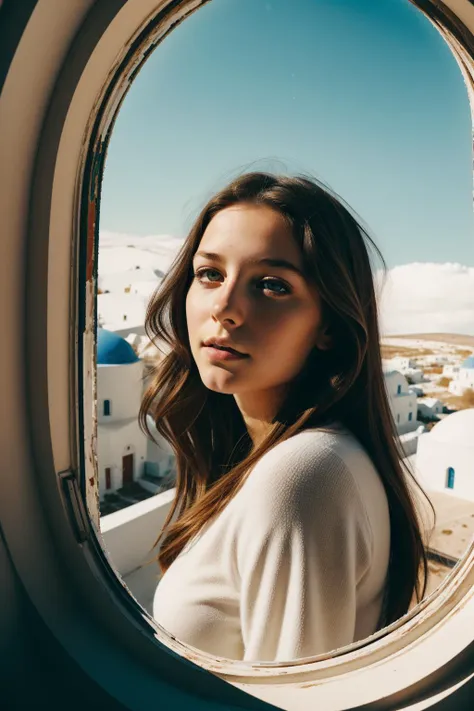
[152,424,391,662]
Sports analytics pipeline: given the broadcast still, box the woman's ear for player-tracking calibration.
[316,324,333,351]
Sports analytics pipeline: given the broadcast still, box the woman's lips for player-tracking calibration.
[203,345,249,361]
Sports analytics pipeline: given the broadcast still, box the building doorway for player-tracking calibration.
[122,453,134,485]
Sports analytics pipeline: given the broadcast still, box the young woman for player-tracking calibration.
[138,172,432,663]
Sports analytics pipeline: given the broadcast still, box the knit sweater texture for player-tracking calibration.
[152,424,390,662]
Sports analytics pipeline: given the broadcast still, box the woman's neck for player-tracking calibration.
[234,384,290,448]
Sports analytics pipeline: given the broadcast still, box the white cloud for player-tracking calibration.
[375,263,474,336]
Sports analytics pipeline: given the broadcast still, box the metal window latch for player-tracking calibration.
[58,469,90,543]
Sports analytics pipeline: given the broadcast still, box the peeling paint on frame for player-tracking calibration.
[83,142,106,530]
[79,0,213,535]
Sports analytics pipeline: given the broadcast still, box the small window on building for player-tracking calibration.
[408,412,413,421]
[397,384,402,394]
[123,314,127,321]
[103,399,111,416]
[446,467,455,489]
[105,467,111,489]
[396,413,400,423]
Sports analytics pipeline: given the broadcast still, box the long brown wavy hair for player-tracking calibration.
[138,171,434,628]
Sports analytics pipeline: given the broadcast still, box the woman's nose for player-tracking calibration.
[211,281,246,327]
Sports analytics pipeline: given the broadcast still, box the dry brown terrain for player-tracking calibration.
[381,345,435,359]
[423,388,474,411]
[386,333,474,348]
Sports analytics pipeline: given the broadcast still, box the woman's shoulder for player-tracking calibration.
[235,423,376,524]
[248,423,371,485]
[226,424,380,575]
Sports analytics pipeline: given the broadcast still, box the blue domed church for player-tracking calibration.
[97,328,141,366]
[96,328,176,501]
[96,328,147,498]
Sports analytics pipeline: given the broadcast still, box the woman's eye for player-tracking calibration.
[194,268,221,283]
[194,269,290,296]
[259,278,291,296]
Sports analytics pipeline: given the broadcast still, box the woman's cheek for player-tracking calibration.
[185,287,198,328]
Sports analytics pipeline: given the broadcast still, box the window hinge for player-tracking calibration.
[58,469,90,543]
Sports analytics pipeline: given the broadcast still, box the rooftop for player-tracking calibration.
[97,327,140,365]
[427,408,474,446]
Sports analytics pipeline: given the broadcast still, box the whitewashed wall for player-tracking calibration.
[416,434,474,500]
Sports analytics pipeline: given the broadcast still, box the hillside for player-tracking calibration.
[385,333,474,347]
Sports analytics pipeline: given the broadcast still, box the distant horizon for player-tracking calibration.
[98,229,474,337]
[383,333,474,342]
[98,324,474,342]
[98,229,474,270]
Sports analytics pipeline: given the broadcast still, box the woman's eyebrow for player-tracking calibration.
[193,251,304,277]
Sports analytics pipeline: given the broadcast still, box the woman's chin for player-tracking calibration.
[199,370,244,395]
[202,379,240,395]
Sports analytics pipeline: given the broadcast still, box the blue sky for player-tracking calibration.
[100,0,474,270]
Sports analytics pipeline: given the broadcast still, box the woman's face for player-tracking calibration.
[186,203,330,409]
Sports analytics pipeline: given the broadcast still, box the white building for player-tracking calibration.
[97,328,175,501]
[386,356,418,370]
[443,364,460,378]
[416,354,452,367]
[428,355,450,365]
[143,414,176,488]
[415,409,474,500]
[401,366,425,383]
[383,357,424,383]
[399,426,426,457]
[383,369,419,434]
[417,397,443,419]
[448,356,474,396]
